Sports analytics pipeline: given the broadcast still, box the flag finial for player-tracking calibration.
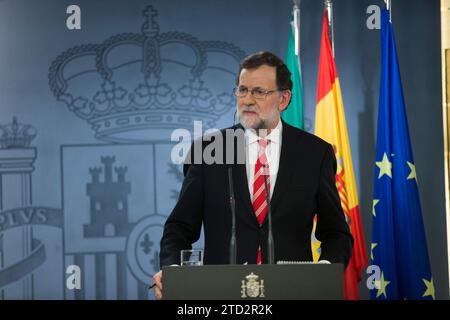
[384,0,392,22]
[292,1,301,56]
[324,0,335,57]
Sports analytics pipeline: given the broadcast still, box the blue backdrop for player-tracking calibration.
[0,0,446,299]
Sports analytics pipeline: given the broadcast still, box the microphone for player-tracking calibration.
[262,163,275,264]
[228,167,237,264]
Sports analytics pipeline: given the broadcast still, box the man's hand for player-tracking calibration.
[153,270,163,300]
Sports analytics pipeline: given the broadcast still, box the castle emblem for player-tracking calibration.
[85,156,133,238]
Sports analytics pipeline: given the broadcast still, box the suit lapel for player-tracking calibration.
[233,163,255,218]
[267,122,300,218]
[229,124,259,227]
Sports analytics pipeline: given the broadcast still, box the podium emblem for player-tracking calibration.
[241,272,265,298]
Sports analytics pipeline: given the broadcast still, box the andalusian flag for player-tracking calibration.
[313,10,367,300]
[282,20,304,129]
[370,9,434,300]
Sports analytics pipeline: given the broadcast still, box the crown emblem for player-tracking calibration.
[48,5,246,143]
[0,117,37,149]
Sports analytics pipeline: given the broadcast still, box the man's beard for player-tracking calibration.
[238,105,276,134]
[239,105,261,129]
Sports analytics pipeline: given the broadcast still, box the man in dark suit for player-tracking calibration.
[152,51,353,299]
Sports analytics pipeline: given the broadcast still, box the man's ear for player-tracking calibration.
[278,90,292,112]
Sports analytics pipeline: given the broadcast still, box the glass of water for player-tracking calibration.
[180,249,203,266]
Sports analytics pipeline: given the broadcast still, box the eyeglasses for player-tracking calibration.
[234,86,282,100]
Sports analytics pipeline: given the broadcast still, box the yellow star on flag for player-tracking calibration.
[373,199,380,217]
[407,161,417,181]
[376,272,390,299]
[422,278,435,300]
[376,153,392,179]
[371,243,378,260]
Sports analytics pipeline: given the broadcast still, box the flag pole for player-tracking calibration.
[325,0,335,57]
[384,0,392,22]
[284,0,305,130]
[292,0,301,63]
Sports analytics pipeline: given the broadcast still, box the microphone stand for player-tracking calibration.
[262,164,275,264]
[228,167,237,264]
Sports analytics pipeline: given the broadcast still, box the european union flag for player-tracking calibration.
[370,9,434,300]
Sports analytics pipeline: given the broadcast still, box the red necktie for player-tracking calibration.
[252,139,270,264]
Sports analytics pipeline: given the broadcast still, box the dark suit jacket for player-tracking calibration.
[160,121,353,268]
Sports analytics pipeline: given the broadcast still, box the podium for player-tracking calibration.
[163,264,344,300]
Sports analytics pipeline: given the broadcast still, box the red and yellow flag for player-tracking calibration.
[313,11,368,300]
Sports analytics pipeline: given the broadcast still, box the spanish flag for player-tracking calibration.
[314,10,368,300]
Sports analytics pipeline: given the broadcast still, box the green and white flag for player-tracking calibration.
[282,19,304,130]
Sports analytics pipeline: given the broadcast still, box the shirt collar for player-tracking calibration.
[245,119,283,145]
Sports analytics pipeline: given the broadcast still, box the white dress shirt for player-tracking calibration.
[244,120,331,264]
[245,120,283,202]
